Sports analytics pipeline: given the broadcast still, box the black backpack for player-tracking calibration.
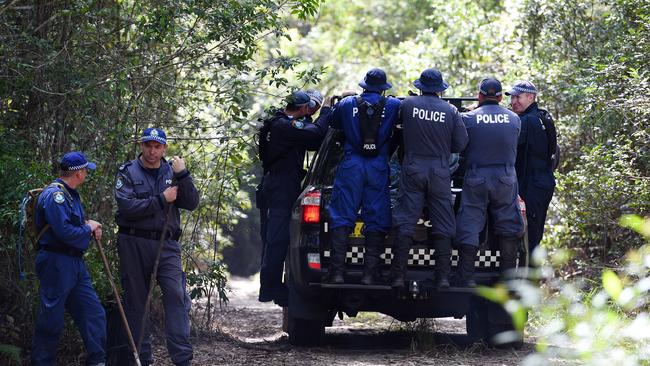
[356,96,386,157]
[538,108,560,171]
[257,117,273,174]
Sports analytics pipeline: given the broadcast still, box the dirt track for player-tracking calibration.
[153,276,536,365]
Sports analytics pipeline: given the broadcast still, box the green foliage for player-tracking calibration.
[0,0,323,361]
[520,216,650,365]
[186,260,228,302]
[518,0,650,260]
[550,142,650,258]
[0,344,21,364]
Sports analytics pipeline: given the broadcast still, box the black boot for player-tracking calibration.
[433,237,452,289]
[389,234,412,287]
[328,227,350,284]
[498,236,519,279]
[457,245,478,287]
[361,232,385,285]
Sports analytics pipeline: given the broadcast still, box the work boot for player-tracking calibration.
[457,245,478,287]
[433,237,452,289]
[389,234,412,287]
[327,226,350,284]
[498,236,520,279]
[360,232,385,285]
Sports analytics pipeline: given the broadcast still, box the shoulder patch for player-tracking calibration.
[53,191,66,204]
[115,177,124,190]
[292,120,304,129]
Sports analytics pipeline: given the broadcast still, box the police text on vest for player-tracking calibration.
[476,114,510,124]
[413,108,446,123]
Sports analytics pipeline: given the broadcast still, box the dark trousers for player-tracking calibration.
[32,251,106,366]
[117,235,192,366]
[259,208,291,298]
[456,166,525,247]
[392,157,455,238]
[521,185,554,253]
[258,173,300,299]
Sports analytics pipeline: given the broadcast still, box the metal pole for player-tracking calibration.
[95,237,142,366]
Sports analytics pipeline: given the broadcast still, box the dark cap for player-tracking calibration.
[286,91,316,108]
[60,151,96,171]
[413,68,449,93]
[141,127,167,144]
[479,78,503,98]
[505,81,538,96]
[359,68,392,92]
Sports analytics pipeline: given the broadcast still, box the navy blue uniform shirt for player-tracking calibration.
[400,94,468,158]
[114,156,199,234]
[264,110,329,176]
[36,178,92,251]
[329,92,401,157]
[462,101,521,167]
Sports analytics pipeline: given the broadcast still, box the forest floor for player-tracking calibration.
[149,276,543,366]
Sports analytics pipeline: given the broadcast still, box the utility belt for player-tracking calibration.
[404,153,446,166]
[118,226,181,241]
[41,245,83,257]
[468,162,514,170]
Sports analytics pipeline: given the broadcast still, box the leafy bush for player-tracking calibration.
[497,216,650,365]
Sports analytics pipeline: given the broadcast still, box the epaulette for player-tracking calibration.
[119,161,132,171]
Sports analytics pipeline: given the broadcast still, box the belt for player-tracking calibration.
[118,226,180,241]
[42,246,83,257]
[470,162,514,169]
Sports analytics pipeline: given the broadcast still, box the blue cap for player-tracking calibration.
[60,151,96,171]
[413,68,449,93]
[479,78,503,97]
[359,68,392,92]
[286,91,316,108]
[141,127,167,145]
[505,81,538,96]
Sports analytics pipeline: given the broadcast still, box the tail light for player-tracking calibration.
[301,191,321,224]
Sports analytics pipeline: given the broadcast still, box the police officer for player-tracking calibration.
[305,89,324,118]
[32,151,106,366]
[507,81,556,256]
[456,78,524,286]
[391,68,468,288]
[114,128,199,366]
[325,68,401,285]
[258,91,328,305]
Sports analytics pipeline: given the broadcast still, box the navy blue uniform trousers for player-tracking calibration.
[392,157,455,238]
[259,172,301,299]
[31,251,106,366]
[456,166,524,247]
[117,235,192,366]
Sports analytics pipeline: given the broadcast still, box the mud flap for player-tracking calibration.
[287,280,327,320]
[286,281,327,346]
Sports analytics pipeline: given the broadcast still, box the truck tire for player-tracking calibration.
[487,321,524,349]
[465,297,489,343]
[287,310,325,346]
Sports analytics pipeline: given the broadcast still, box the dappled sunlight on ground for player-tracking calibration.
[151,275,536,365]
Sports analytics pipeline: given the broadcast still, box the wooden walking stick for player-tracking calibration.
[95,237,142,366]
